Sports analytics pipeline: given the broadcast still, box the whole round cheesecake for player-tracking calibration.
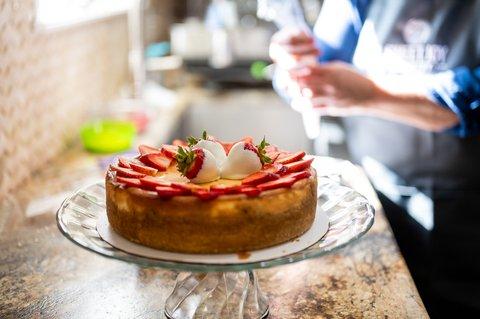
[105,134,317,254]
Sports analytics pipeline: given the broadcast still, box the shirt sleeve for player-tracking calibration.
[429,66,480,137]
[313,0,370,63]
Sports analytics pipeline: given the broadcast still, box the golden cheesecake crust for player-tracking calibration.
[105,168,317,254]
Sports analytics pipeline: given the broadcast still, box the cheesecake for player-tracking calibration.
[105,133,317,254]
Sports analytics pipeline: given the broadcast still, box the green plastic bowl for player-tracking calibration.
[80,120,136,153]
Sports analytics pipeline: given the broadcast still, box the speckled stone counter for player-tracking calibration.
[0,147,428,318]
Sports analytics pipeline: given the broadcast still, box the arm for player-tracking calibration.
[292,62,461,132]
[368,65,480,135]
[366,86,460,132]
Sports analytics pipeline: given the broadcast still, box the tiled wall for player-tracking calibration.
[0,1,130,196]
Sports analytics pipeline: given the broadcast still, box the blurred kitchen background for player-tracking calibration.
[0,0,347,208]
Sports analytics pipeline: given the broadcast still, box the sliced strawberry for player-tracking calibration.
[138,144,161,155]
[265,144,278,153]
[275,151,292,161]
[267,152,281,163]
[256,177,296,191]
[172,139,187,147]
[110,165,146,178]
[284,158,314,173]
[161,144,179,158]
[238,186,261,197]
[240,136,254,144]
[276,151,306,165]
[130,163,158,176]
[285,170,311,181]
[242,171,279,186]
[116,176,142,187]
[193,189,220,201]
[210,184,243,194]
[170,182,204,193]
[216,136,257,155]
[218,141,234,154]
[140,176,171,189]
[118,157,131,168]
[262,163,287,175]
[156,186,188,198]
[139,153,172,171]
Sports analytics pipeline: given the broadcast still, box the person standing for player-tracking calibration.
[270,0,480,316]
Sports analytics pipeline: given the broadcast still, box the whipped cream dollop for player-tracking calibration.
[220,142,262,179]
[195,140,227,166]
[191,148,220,183]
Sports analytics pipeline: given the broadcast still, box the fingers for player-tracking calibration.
[270,28,320,68]
[272,28,313,45]
[289,64,327,78]
[284,44,319,56]
[302,87,325,98]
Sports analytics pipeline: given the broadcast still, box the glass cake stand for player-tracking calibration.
[57,173,374,319]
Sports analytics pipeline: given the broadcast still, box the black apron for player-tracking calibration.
[343,0,480,315]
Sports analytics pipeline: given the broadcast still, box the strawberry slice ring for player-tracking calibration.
[107,134,317,201]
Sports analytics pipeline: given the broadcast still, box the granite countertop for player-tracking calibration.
[0,141,428,318]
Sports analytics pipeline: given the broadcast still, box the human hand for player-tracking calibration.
[289,61,383,116]
[269,27,319,70]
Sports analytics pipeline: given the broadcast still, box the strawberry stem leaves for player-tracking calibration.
[187,130,209,147]
[257,137,272,165]
[176,146,196,176]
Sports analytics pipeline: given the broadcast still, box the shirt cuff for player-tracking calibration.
[427,67,480,137]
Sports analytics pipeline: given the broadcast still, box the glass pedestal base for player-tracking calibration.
[165,271,269,319]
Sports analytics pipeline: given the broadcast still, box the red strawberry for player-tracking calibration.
[172,139,187,146]
[130,163,158,176]
[284,170,311,181]
[284,158,314,173]
[140,176,171,189]
[156,186,188,198]
[116,176,142,187]
[176,147,219,183]
[161,144,179,159]
[276,151,292,161]
[262,163,287,175]
[276,151,306,165]
[170,182,204,193]
[138,144,161,155]
[192,189,221,201]
[243,142,259,155]
[210,184,243,194]
[267,152,281,162]
[118,157,131,168]
[218,141,234,154]
[256,177,296,191]
[238,186,261,197]
[177,148,204,179]
[139,153,172,171]
[240,136,254,144]
[216,136,253,155]
[110,165,146,178]
[242,171,279,186]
